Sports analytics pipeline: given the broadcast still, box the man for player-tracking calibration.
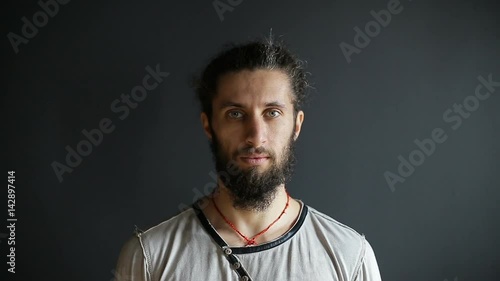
[114,37,382,281]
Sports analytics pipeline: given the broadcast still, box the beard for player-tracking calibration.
[209,127,297,212]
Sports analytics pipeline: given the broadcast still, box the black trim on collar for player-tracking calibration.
[192,199,308,254]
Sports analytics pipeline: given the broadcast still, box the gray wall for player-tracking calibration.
[4,0,499,280]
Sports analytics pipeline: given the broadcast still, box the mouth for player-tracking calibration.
[240,155,270,165]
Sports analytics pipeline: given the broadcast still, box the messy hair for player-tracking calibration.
[192,35,311,123]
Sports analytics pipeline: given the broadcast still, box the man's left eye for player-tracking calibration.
[267,110,281,118]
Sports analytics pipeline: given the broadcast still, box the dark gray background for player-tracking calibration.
[4,0,499,280]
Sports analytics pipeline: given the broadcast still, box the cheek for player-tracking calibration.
[217,134,242,158]
[276,130,295,154]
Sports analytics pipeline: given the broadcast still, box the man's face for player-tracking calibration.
[201,69,304,211]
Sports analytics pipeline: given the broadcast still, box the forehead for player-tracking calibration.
[213,69,294,109]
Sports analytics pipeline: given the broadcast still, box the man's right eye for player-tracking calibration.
[228,111,243,119]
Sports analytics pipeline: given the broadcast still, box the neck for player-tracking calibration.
[206,181,299,246]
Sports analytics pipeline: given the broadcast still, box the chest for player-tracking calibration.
[153,244,346,281]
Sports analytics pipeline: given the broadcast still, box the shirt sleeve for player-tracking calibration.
[354,237,382,281]
[113,234,151,281]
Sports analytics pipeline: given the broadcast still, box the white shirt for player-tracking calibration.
[114,199,382,281]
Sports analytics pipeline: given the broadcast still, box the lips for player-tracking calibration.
[240,155,270,165]
[240,154,269,159]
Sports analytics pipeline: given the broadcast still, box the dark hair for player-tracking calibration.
[192,36,311,123]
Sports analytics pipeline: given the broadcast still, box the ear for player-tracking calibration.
[293,110,304,140]
[201,112,212,141]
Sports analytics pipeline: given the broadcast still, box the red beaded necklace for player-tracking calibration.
[212,191,291,246]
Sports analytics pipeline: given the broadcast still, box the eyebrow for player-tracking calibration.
[218,101,287,110]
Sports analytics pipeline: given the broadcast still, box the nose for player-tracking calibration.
[245,114,267,147]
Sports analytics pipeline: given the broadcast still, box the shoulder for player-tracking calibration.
[304,204,372,278]
[138,207,199,245]
[120,207,200,258]
[115,208,200,280]
[306,204,366,243]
